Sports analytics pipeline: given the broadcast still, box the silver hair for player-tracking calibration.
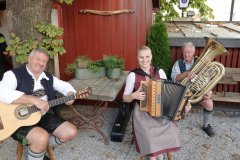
[29,48,49,57]
[182,42,195,52]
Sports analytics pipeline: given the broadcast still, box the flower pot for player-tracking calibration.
[106,68,121,80]
[75,67,106,80]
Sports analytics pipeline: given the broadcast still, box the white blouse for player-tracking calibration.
[123,69,167,96]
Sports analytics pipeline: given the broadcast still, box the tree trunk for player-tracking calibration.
[6,0,56,74]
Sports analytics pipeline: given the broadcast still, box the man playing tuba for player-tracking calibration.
[171,42,215,137]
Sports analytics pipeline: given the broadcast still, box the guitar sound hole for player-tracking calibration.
[19,108,29,116]
[15,105,30,120]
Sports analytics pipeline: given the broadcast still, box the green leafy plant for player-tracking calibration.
[65,56,105,75]
[65,56,91,74]
[159,0,214,21]
[57,0,74,5]
[87,60,105,73]
[147,13,172,78]
[6,23,65,64]
[103,55,125,72]
[0,36,5,43]
[65,63,76,75]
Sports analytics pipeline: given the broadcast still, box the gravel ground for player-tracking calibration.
[0,105,240,160]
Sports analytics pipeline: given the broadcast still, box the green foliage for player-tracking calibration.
[0,36,5,43]
[36,23,65,57]
[57,0,74,5]
[103,55,125,72]
[6,23,65,64]
[87,60,105,73]
[159,0,214,21]
[147,13,172,78]
[65,56,105,74]
[65,63,76,75]
[65,56,91,74]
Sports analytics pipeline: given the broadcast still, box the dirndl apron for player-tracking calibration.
[133,103,181,156]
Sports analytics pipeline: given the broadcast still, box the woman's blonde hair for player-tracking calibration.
[138,46,152,55]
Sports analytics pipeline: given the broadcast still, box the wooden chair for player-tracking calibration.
[17,142,54,160]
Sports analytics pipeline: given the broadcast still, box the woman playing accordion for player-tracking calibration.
[123,46,191,160]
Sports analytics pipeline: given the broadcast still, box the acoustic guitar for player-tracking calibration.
[0,87,92,141]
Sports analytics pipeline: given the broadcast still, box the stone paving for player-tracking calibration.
[0,105,240,160]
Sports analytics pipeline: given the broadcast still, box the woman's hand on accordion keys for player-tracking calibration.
[131,88,146,101]
[185,101,191,113]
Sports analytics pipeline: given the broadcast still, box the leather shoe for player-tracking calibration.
[202,124,215,137]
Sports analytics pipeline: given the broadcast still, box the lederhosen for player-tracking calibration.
[11,65,65,145]
[130,66,181,156]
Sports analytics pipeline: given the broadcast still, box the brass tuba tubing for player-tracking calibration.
[181,37,229,104]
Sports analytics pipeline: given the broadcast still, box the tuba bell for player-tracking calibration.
[181,37,229,104]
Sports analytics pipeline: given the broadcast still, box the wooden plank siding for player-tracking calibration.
[171,47,240,93]
[59,0,153,81]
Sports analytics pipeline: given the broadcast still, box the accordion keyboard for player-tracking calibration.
[140,80,161,117]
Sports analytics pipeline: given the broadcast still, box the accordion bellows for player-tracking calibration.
[140,79,188,120]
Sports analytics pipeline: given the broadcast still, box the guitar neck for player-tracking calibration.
[49,94,76,107]
[28,94,76,114]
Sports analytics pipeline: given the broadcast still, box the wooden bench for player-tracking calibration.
[212,67,240,103]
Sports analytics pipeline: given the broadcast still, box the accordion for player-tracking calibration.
[140,79,189,120]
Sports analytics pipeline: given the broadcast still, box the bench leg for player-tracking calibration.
[167,152,173,160]
[47,144,54,160]
[140,156,144,160]
[17,142,23,160]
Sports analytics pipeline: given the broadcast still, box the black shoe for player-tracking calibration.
[43,155,50,160]
[202,124,215,137]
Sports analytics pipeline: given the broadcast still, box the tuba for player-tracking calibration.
[181,37,229,104]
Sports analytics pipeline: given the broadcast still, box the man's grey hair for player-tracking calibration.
[29,48,49,58]
[182,42,195,52]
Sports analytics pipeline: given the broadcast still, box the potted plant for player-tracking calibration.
[103,55,125,80]
[65,56,105,79]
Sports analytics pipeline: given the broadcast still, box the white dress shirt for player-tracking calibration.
[171,59,194,82]
[0,65,76,104]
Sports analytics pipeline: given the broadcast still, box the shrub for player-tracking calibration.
[147,13,172,78]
